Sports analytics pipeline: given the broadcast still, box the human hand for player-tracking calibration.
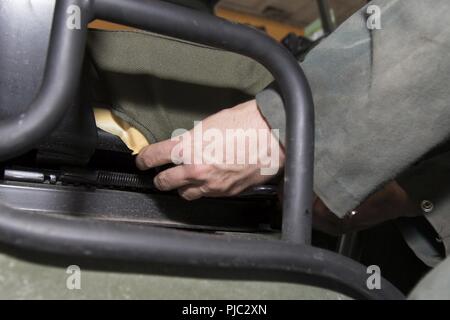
[136,100,285,200]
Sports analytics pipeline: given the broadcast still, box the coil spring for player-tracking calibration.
[97,171,153,189]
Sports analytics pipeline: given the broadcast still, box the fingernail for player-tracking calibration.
[153,176,162,190]
[135,156,147,171]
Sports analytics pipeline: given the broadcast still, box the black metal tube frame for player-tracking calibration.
[0,0,404,299]
[317,0,336,35]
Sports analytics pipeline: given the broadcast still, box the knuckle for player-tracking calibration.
[178,189,196,201]
[200,184,212,194]
[188,165,210,179]
[205,182,224,193]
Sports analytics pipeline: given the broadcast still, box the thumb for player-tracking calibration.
[136,139,179,170]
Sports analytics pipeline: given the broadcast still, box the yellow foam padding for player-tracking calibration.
[94,108,149,155]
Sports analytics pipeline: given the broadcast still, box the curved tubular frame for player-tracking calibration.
[0,203,403,300]
[93,0,314,244]
[0,0,91,162]
[0,0,314,244]
[0,0,404,299]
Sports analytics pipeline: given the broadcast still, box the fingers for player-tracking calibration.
[153,163,250,200]
[136,139,179,170]
[154,166,192,191]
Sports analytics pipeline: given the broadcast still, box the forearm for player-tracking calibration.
[257,0,450,218]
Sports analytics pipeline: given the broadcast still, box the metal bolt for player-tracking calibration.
[346,210,357,218]
[421,200,434,213]
[49,174,57,184]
